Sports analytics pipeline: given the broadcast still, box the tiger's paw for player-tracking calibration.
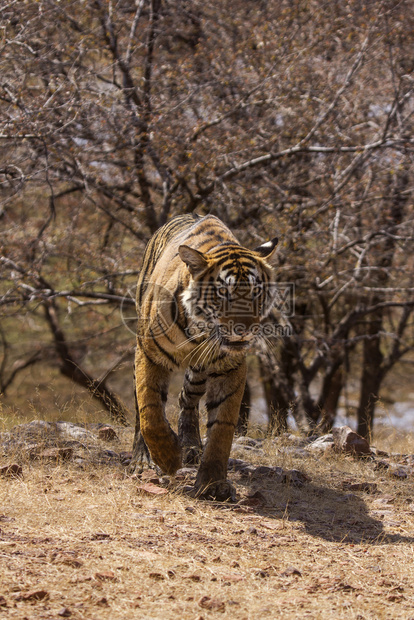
[191,479,237,502]
[148,439,182,476]
[128,432,153,475]
[150,449,182,476]
[141,426,182,475]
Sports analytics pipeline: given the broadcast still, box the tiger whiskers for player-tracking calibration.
[177,330,208,349]
[194,336,218,368]
[196,335,220,368]
[182,334,214,366]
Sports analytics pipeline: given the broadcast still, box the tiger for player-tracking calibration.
[130,213,278,501]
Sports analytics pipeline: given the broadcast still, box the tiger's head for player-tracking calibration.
[179,238,278,354]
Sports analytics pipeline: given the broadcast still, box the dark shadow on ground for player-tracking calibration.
[230,476,414,545]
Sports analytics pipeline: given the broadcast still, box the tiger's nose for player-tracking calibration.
[235,316,256,333]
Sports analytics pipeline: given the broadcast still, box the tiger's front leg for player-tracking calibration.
[135,347,181,475]
[193,360,247,501]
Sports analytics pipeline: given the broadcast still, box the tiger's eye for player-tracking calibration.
[253,285,262,297]
[217,286,228,298]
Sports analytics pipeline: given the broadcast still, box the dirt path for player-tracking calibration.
[1,434,414,619]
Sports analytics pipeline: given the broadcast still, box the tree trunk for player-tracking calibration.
[356,165,408,438]
[357,315,383,440]
[320,366,344,432]
[44,301,131,426]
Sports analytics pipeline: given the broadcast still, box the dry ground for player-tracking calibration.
[1,428,414,620]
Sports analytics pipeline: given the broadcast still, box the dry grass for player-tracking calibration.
[1,428,414,619]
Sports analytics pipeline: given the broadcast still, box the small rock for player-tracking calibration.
[370,447,390,457]
[56,421,96,442]
[306,435,334,452]
[53,553,83,568]
[280,566,302,577]
[198,596,225,612]
[247,526,258,535]
[98,426,118,441]
[373,459,390,471]
[95,571,117,581]
[341,481,378,493]
[277,446,309,458]
[235,464,257,478]
[58,608,72,617]
[38,447,73,461]
[0,595,7,607]
[140,469,160,484]
[233,437,263,447]
[176,467,197,476]
[70,574,93,584]
[14,589,49,602]
[0,463,23,478]
[332,426,371,456]
[251,465,284,481]
[227,458,249,472]
[390,466,408,479]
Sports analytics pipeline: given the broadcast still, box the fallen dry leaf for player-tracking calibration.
[95,570,117,581]
[137,483,168,496]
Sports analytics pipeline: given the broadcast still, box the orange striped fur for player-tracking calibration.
[131,214,278,500]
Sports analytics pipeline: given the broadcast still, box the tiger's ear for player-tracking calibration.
[178,245,209,276]
[253,237,279,261]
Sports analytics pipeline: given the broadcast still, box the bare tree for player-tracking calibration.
[1,0,413,434]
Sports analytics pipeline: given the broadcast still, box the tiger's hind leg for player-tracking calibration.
[178,368,207,465]
[135,347,181,475]
[128,370,152,474]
